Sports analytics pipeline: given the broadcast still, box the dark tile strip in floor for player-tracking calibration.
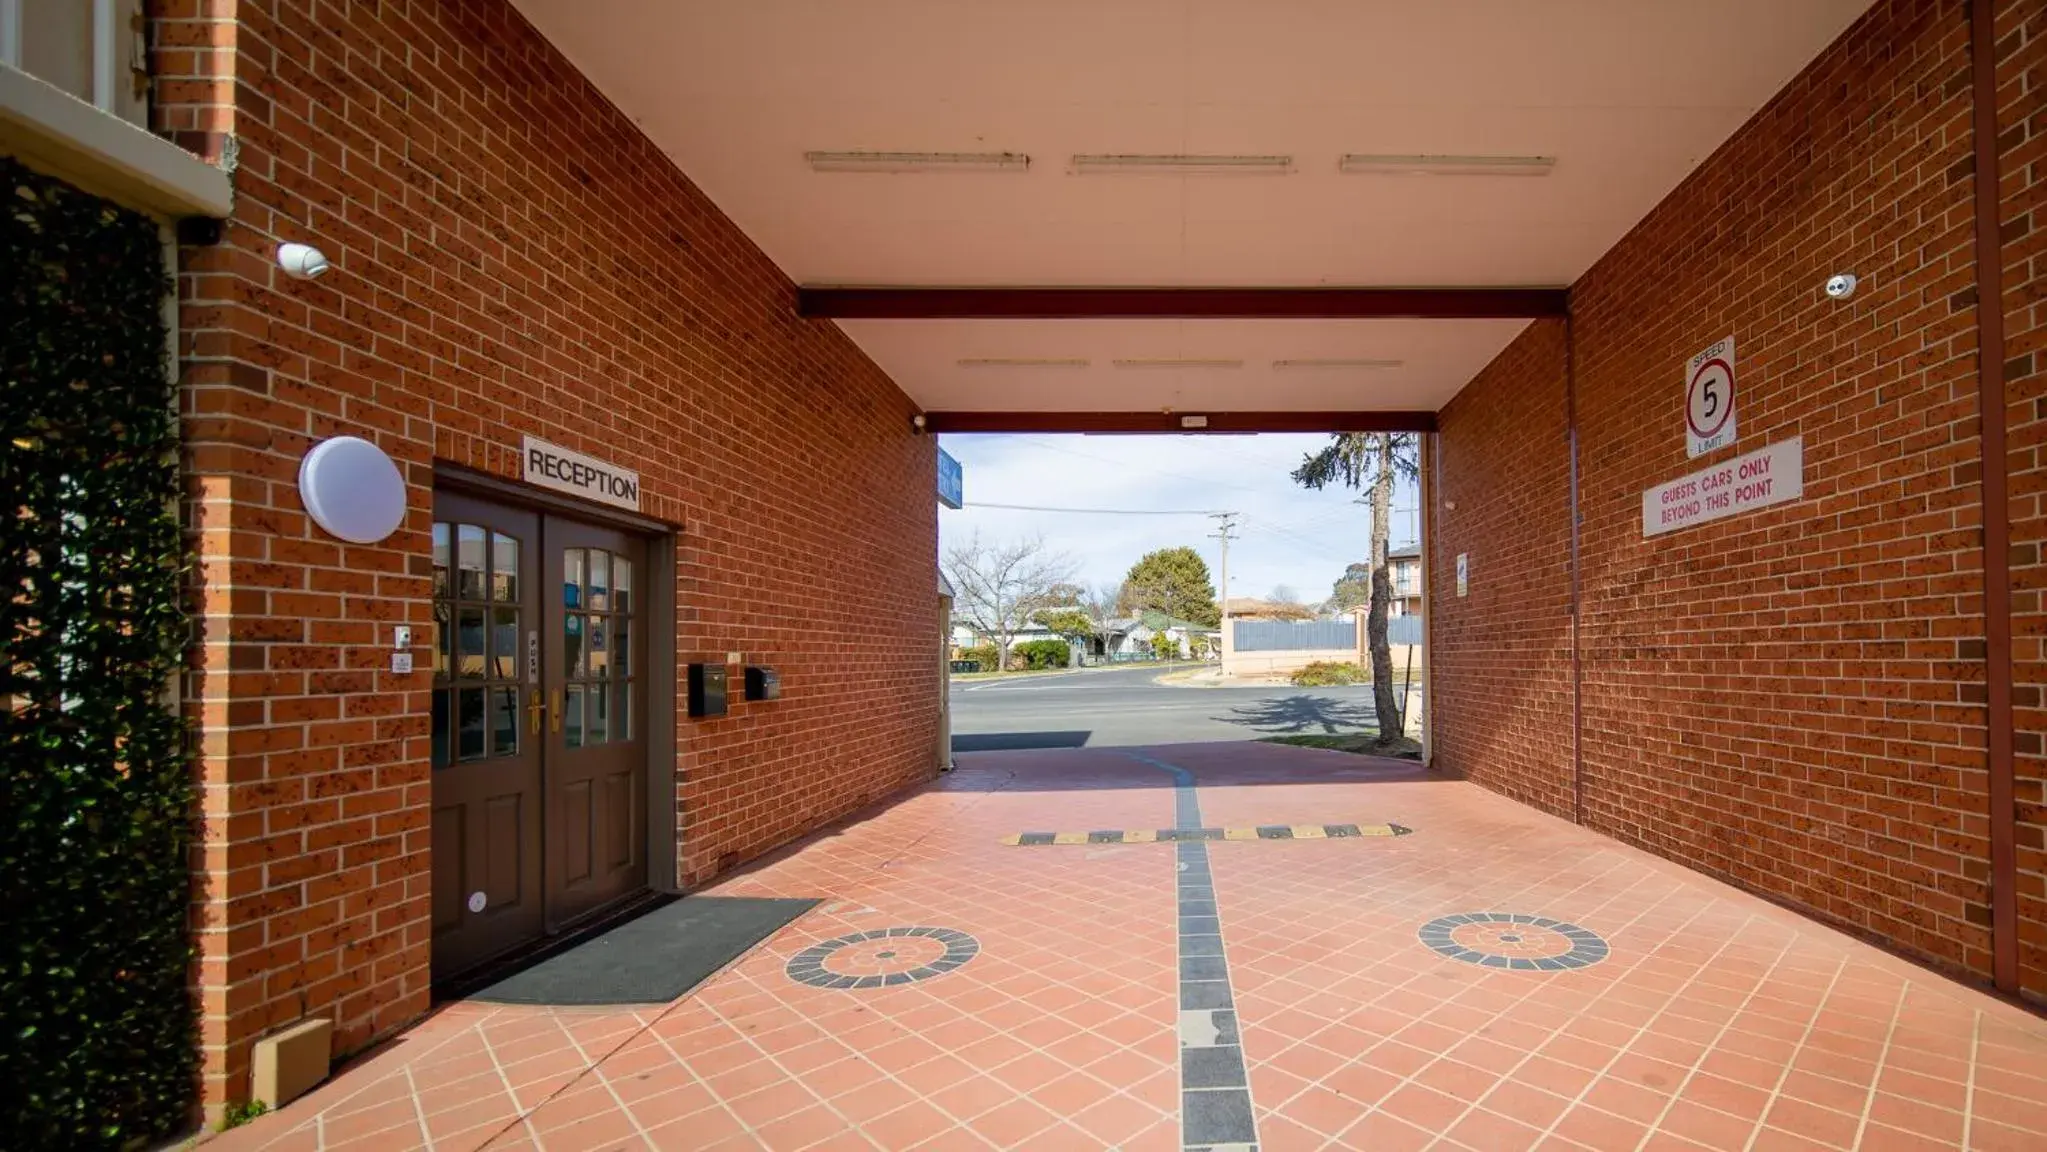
[1004,822,1414,845]
[1123,752,1260,1152]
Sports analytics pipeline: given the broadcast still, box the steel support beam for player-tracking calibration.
[800,286,1569,320]
[920,410,1436,435]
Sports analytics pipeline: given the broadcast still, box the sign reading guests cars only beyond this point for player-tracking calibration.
[1643,437,1802,537]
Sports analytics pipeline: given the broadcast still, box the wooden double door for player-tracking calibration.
[429,492,651,980]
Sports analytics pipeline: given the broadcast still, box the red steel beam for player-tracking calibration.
[799,286,1568,320]
[921,410,1437,435]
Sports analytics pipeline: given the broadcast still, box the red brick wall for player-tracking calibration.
[1430,320,1575,819]
[1435,0,2003,984]
[1998,0,2047,1003]
[157,0,939,1116]
[148,0,238,165]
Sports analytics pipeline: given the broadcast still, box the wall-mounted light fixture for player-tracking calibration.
[277,242,330,280]
[299,436,406,544]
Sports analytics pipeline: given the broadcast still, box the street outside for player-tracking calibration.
[949,663,1415,751]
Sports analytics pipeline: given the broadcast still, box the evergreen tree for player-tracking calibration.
[1118,547,1220,627]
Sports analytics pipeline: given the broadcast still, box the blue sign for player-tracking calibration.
[937,448,964,509]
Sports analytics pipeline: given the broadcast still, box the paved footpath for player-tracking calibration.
[212,742,2047,1152]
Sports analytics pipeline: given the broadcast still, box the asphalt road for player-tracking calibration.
[949,665,1390,751]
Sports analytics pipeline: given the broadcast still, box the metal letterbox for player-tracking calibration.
[687,663,728,718]
[744,666,780,701]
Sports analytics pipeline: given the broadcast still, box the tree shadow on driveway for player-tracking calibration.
[1214,694,1377,736]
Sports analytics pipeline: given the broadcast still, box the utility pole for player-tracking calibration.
[1208,512,1239,625]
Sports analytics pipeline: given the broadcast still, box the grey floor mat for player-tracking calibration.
[466,896,820,1005]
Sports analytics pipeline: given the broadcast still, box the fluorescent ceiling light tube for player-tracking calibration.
[1071,153,1293,176]
[955,358,1090,368]
[1271,358,1405,370]
[804,151,1030,173]
[1338,154,1555,177]
[1111,358,1244,369]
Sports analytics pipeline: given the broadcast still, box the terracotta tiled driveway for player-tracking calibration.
[210,745,2047,1151]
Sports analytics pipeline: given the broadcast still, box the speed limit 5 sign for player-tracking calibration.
[1685,336,1736,458]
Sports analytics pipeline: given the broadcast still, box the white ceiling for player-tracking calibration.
[514,0,1875,413]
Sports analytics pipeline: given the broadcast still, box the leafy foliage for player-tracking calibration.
[1011,639,1072,670]
[1119,547,1219,628]
[1,158,195,1146]
[1032,607,1094,640]
[953,644,1000,672]
[1327,562,1373,613]
[1289,432,1421,491]
[1290,661,1367,687]
[223,1100,271,1129]
[1290,434,1421,740]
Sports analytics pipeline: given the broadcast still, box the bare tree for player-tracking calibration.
[943,533,1078,671]
[1079,582,1123,661]
[1038,581,1126,663]
[1082,582,1122,635]
[1293,434,1421,744]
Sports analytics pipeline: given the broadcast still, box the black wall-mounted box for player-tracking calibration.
[744,666,781,701]
[687,663,728,718]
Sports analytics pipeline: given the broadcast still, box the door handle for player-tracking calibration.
[551,689,563,733]
[527,689,544,734]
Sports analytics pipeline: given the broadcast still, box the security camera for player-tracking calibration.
[277,242,331,280]
[1823,273,1858,300]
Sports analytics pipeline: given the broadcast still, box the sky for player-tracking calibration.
[937,433,1420,607]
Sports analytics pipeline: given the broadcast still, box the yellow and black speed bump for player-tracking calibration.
[1004,823,1411,846]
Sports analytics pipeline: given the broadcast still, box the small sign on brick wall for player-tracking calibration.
[522,436,641,511]
[1644,436,1802,537]
[1685,335,1737,458]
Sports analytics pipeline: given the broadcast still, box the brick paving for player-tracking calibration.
[209,744,2047,1151]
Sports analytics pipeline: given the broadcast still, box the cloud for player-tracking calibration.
[937,432,1420,606]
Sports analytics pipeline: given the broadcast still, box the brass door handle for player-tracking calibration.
[527,689,544,734]
[551,690,563,733]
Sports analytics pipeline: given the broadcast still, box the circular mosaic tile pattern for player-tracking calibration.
[1418,912,1609,971]
[785,927,979,989]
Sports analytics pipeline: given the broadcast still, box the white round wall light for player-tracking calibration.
[299,436,407,544]
[277,242,331,280]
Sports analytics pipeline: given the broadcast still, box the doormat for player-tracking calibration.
[466,896,821,1006]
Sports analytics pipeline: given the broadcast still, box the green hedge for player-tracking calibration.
[1290,661,1366,687]
[955,643,999,672]
[1012,639,1071,670]
[1,157,196,1147]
